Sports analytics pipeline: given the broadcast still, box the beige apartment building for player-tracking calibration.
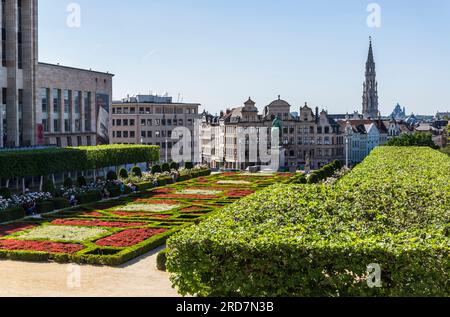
[37,63,113,147]
[0,0,114,149]
[200,97,345,170]
[111,95,201,162]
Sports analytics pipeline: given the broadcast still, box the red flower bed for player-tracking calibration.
[152,188,173,194]
[0,240,83,254]
[0,223,37,237]
[225,190,255,197]
[153,194,220,199]
[180,207,204,213]
[133,199,179,204]
[82,212,104,217]
[51,219,147,228]
[221,172,238,177]
[96,228,167,247]
[111,212,170,219]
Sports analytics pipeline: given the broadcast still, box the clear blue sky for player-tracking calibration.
[38,0,450,116]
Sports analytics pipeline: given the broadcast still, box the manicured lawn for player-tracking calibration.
[0,172,292,265]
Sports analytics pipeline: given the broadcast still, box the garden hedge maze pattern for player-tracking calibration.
[0,173,292,265]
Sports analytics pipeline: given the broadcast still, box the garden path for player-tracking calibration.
[0,246,179,297]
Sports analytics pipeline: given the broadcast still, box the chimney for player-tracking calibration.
[315,107,319,124]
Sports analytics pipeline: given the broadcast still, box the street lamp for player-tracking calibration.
[165,138,168,163]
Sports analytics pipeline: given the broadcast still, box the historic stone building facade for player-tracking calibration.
[0,0,114,149]
[200,97,345,170]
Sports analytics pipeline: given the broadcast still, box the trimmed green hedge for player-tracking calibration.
[36,201,55,214]
[167,147,450,296]
[0,145,159,179]
[0,207,25,223]
[76,191,103,205]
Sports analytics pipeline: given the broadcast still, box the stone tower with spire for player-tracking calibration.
[362,37,379,119]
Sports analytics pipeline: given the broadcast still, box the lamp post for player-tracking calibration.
[165,138,168,163]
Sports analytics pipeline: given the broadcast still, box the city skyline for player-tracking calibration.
[38,0,450,115]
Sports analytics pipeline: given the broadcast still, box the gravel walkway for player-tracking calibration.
[0,246,180,297]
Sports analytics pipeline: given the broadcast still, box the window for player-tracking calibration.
[130,119,135,126]
[54,119,60,132]
[141,131,146,138]
[87,136,91,146]
[64,90,71,114]
[155,131,160,138]
[147,119,152,126]
[116,119,122,126]
[67,137,72,147]
[77,136,82,146]
[141,119,146,126]
[64,119,70,132]
[167,119,172,126]
[123,131,129,138]
[53,89,60,115]
[139,107,145,114]
[40,88,49,114]
[130,131,135,138]
[130,107,136,114]
[156,119,161,126]
[116,131,122,138]
[123,119,129,126]
[84,92,91,132]
[1,0,6,67]
[74,91,81,114]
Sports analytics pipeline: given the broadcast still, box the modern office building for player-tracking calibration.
[111,94,201,162]
[0,0,38,148]
[0,0,113,149]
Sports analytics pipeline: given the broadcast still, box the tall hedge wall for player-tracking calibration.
[167,147,450,296]
[0,145,159,179]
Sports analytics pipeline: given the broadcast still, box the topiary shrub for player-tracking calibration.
[184,162,194,170]
[106,170,118,181]
[42,178,55,194]
[162,163,170,173]
[131,166,142,178]
[0,188,11,199]
[77,176,87,187]
[157,249,168,271]
[151,165,162,174]
[63,177,73,188]
[290,174,307,184]
[170,162,179,170]
[119,168,129,179]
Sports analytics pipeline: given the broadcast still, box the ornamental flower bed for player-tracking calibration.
[0,172,292,265]
[16,225,108,242]
[96,228,168,247]
[114,203,181,213]
[0,223,37,237]
[225,190,255,197]
[111,212,171,219]
[51,219,147,228]
[0,239,83,254]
